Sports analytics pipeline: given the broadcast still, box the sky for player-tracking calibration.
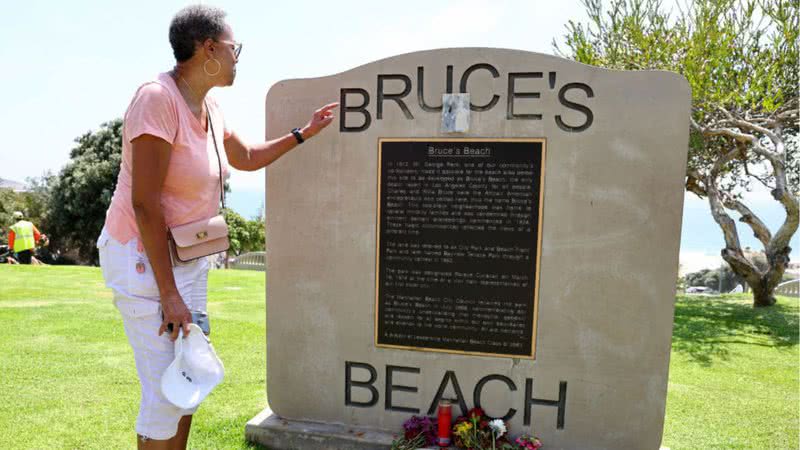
[0,0,796,272]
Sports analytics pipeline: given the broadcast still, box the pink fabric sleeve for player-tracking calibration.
[125,83,178,145]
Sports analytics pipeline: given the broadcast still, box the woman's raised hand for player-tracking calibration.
[302,102,339,138]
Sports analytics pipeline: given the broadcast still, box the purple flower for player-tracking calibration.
[401,415,438,446]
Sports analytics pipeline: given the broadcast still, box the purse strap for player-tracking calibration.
[205,100,226,211]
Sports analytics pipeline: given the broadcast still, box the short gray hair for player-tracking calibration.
[169,5,227,62]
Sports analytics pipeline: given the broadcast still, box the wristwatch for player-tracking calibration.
[291,127,305,144]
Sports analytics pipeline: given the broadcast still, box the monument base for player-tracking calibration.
[246,407,401,450]
[246,407,671,450]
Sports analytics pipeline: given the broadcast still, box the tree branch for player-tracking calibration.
[731,119,783,153]
[744,161,775,191]
[706,174,744,253]
[721,194,772,248]
[711,146,745,176]
[697,124,757,143]
[722,247,763,285]
[694,98,798,167]
[686,169,708,198]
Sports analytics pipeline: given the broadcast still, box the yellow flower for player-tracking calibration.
[455,422,473,435]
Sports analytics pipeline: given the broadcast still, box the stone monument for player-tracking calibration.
[246,48,690,450]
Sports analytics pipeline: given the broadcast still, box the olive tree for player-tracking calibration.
[557,0,798,306]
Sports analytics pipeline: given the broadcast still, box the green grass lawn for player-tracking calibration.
[0,265,797,449]
[663,293,799,449]
[0,265,267,450]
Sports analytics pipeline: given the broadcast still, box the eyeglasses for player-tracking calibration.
[217,40,242,59]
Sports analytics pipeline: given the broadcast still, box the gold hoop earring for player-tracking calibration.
[204,59,221,76]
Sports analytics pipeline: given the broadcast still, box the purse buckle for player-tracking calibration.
[196,231,208,240]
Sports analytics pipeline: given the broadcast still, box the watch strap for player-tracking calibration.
[291,127,305,144]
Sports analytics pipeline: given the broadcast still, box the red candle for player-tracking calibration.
[437,400,452,447]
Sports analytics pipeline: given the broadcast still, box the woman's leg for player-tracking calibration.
[129,260,207,449]
[136,419,192,450]
[164,262,205,449]
[137,435,170,450]
[170,415,193,450]
[114,292,196,446]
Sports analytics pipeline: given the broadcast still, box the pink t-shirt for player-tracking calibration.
[105,72,231,244]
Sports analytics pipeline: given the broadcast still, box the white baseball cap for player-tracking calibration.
[161,323,225,409]
[12,211,23,220]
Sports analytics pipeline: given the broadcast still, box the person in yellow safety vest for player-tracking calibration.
[8,211,47,265]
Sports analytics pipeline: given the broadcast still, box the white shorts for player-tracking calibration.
[97,227,210,440]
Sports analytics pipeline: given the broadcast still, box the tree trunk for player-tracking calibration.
[722,246,788,308]
[751,279,778,307]
[701,159,796,309]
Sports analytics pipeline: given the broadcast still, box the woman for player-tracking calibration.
[96,5,337,449]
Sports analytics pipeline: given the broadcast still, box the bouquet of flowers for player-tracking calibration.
[515,435,543,449]
[451,407,515,450]
[391,414,437,449]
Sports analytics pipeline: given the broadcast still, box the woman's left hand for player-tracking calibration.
[301,102,339,139]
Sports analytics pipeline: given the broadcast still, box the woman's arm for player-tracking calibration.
[224,102,338,171]
[131,134,192,341]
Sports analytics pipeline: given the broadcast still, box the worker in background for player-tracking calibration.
[8,211,47,265]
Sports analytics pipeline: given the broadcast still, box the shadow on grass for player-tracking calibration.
[671,294,799,366]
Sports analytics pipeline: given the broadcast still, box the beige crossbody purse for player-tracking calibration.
[167,101,230,266]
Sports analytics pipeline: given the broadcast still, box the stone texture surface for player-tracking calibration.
[246,407,395,450]
[256,48,690,450]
